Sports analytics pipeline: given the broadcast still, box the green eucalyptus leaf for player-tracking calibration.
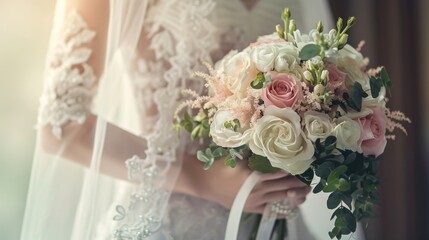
[316,161,335,179]
[327,191,342,209]
[184,111,193,123]
[350,82,367,111]
[212,148,224,160]
[313,181,325,193]
[248,155,281,173]
[229,148,243,160]
[323,181,338,193]
[299,44,322,60]
[338,178,351,191]
[380,67,392,89]
[264,74,272,86]
[341,193,353,209]
[296,168,314,185]
[251,79,264,89]
[197,150,214,170]
[191,125,201,140]
[224,155,237,168]
[327,165,348,183]
[324,136,337,152]
[344,152,357,165]
[180,119,193,133]
[369,77,382,98]
[205,148,214,159]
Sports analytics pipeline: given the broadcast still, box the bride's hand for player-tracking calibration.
[243,171,310,213]
[175,155,311,214]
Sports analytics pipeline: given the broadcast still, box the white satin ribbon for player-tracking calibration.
[225,171,262,240]
[255,202,277,240]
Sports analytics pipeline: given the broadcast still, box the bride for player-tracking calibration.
[20,0,361,239]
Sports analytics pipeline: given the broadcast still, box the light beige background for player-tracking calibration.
[0,1,54,239]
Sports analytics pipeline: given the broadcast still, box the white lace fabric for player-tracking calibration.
[23,0,347,239]
[38,10,97,139]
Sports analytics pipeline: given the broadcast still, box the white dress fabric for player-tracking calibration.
[19,0,359,239]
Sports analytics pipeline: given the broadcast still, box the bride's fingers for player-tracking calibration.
[259,171,289,181]
[258,186,310,204]
[256,176,308,193]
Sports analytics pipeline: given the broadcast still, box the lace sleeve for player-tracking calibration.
[38,1,108,139]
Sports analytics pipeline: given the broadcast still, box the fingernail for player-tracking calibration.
[287,190,296,198]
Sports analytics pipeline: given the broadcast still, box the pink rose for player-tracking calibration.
[326,63,347,92]
[356,107,387,157]
[262,72,303,109]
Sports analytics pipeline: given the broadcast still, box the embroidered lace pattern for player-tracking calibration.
[113,0,222,239]
[38,10,97,139]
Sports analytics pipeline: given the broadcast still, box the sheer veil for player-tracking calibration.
[20,0,339,239]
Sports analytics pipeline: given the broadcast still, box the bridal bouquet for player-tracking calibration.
[174,8,409,239]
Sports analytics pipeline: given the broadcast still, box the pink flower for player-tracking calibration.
[356,107,387,157]
[262,72,303,109]
[326,63,347,92]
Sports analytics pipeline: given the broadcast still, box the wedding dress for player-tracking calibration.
[20,0,363,239]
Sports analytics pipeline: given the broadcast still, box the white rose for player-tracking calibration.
[210,110,251,148]
[274,45,300,72]
[214,50,238,75]
[251,44,279,72]
[327,44,369,89]
[304,111,334,142]
[216,51,258,97]
[333,116,361,152]
[249,106,315,175]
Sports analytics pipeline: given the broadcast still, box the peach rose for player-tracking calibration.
[356,107,387,157]
[262,72,303,109]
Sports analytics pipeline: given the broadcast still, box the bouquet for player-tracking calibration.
[174,7,410,239]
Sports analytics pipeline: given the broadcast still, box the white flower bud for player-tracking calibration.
[339,34,349,46]
[303,71,314,81]
[321,70,329,81]
[313,84,325,96]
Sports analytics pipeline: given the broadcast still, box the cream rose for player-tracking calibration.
[250,44,279,72]
[274,45,300,72]
[327,44,369,89]
[217,51,259,97]
[304,111,334,142]
[333,116,361,152]
[249,106,315,175]
[210,110,251,148]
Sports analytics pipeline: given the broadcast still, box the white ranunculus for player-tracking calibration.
[210,110,251,148]
[249,106,315,175]
[250,44,279,72]
[274,45,300,72]
[333,116,361,152]
[304,111,334,142]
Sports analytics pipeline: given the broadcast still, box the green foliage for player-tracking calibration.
[369,67,393,98]
[296,136,382,239]
[299,44,321,60]
[248,154,281,173]
[251,72,265,89]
